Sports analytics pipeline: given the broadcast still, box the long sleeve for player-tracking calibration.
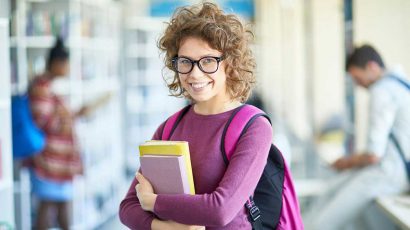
[119,123,165,229]
[119,176,156,230]
[153,117,272,226]
[367,81,398,157]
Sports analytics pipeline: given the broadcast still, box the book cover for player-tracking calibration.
[140,155,190,194]
[139,141,195,194]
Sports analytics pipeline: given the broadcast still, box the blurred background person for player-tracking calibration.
[27,37,92,230]
[305,45,410,230]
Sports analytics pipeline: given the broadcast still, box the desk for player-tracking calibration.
[376,195,410,230]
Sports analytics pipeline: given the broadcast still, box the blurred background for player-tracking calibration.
[0,0,409,229]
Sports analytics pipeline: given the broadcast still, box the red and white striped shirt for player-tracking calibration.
[28,74,82,181]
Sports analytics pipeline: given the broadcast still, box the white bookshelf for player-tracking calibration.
[122,16,186,176]
[0,17,15,229]
[10,0,124,229]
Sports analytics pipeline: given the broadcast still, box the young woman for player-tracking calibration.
[28,38,88,230]
[119,3,272,229]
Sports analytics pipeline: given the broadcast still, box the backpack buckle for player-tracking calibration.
[249,205,261,222]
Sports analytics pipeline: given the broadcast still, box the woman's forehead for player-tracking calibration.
[178,37,221,58]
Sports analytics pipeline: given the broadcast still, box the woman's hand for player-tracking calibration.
[135,172,157,212]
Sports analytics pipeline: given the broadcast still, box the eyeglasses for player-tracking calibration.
[172,56,224,74]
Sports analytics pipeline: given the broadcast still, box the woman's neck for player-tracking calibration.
[193,100,242,115]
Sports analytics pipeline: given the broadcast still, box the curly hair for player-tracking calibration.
[158,2,256,102]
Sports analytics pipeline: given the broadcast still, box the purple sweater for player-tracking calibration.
[119,107,272,229]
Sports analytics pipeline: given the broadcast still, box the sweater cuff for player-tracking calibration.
[153,194,166,219]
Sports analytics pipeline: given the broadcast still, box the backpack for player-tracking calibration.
[388,75,410,182]
[11,94,45,159]
[161,104,304,230]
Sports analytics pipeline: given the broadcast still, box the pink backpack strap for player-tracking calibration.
[222,104,271,163]
[161,105,192,140]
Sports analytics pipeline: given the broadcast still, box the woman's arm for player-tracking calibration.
[120,122,202,230]
[148,117,272,226]
[120,172,205,230]
[119,177,156,229]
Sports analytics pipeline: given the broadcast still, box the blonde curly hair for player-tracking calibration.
[158,2,256,102]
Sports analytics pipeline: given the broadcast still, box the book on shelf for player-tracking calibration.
[139,141,195,195]
[26,10,69,37]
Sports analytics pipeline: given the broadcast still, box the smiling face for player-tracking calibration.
[178,36,230,107]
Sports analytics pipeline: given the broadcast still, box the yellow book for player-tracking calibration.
[139,141,195,194]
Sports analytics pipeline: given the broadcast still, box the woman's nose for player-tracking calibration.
[188,63,204,78]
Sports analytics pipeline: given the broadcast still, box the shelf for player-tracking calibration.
[26,0,66,3]
[82,196,118,230]
[0,179,12,192]
[26,0,107,6]
[10,36,119,51]
[72,37,119,51]
[126,43,160,58]
[0,100,10,109]
[71,0,116,8]
[376,196,410,230]
[25,36,55,48]
[0,16,14,227]
[50,78,120,96]
[10,1,123,229]
[125,17,168,31]
[10,37,18,47]
[126,51,160,59]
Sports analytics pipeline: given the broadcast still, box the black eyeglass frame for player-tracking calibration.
[171,56,224,74]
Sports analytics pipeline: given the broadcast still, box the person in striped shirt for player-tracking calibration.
[28,37,87,230]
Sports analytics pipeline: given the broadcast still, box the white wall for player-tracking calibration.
[310,0,345,133]
[255,0,345,140]
[0,0,9,17]
[255,0,311,140]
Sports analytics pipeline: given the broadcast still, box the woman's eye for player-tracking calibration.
[180,59,191,65]
[202,58,215,64]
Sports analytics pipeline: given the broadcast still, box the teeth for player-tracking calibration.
[191,82,208,89]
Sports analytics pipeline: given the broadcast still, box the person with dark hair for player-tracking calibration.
[27,37,89,230]
[346,44,385,70]
[306,45,410,229]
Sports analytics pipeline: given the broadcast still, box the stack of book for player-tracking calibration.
[139,141,195,195]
